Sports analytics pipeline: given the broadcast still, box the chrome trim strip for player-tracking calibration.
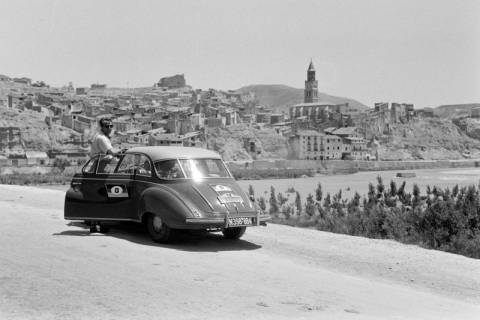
[185,215,270,224]
[65,217,141,222]
[75,177,133,181]
[185,218,224,224]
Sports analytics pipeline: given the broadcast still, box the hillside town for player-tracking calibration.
[0,61,469,168]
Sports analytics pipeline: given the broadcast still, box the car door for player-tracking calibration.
[128,153,155,220]
[79,154,136,221]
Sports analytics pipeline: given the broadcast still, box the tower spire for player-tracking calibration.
[308,59,315,71]
[304,59,318,103]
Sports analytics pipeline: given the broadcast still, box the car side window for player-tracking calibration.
[115,154,152,176]
[116,154,135,174]
[155,160,184,179]
[97,155,119,174]
[82,156,99,174]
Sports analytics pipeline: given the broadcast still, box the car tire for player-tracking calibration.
[146,214,173,243]
[99,225,110,233]
[222,227,246,240]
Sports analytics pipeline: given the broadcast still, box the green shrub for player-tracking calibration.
[267,179,480,259]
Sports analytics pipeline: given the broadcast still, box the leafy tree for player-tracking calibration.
[426,185,432,195]
[332,189,345,217]
[295,191,302,214]
[412,183,421,207]
[277,192,288,206]
[305,193,316,216]
[323,192,331,211]
[248,185,255,198]
[258,197,266,211]
[376,176,385,197]
[269,186,278,214]
[53,158,70,172]
[367,183,376,204]
[397,181,407,203]
[452,184,459,197]
[389,180,397,197]
[315,182,323,203]
[350,192,361,208]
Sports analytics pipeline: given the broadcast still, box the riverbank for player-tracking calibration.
[238,167,480,201]
[228,159,480,177]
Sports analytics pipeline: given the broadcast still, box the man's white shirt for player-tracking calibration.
[90,132,113,157]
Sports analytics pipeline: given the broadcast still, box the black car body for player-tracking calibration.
[64,146,270,242]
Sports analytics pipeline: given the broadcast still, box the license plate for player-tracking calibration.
[228,217,253,227]
[218,194,243,204]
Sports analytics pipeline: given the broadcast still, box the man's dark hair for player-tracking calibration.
[99,117,112,128]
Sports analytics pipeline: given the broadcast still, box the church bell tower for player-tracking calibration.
[304,60,318,103]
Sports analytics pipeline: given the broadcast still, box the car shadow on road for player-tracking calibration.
[53,222,262,252]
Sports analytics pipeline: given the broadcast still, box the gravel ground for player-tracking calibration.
[1,184,479,320]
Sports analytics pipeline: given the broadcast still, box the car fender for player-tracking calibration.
[139,186,193,229]
[64,187,86,218]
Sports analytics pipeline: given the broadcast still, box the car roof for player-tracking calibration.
[126,146,222,161]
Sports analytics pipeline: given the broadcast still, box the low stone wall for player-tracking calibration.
[0,166,53,175]
[227,159,480,175]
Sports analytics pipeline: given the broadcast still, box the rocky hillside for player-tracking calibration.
[377,118,480,160]
[452,117,480,141]
[237,84,368,112]
[207,117,480,161]
[0,107,82,151]
[206,124,288,161]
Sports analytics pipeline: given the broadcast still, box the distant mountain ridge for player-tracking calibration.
[433,103,480,118]
[237,84,369,112]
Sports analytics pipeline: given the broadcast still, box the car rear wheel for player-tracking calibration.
[222,227,246,240]
[146,214,173,243]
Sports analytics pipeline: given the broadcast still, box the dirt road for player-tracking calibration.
[1,184,479,319]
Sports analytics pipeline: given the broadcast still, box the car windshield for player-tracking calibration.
[154,158,230,179]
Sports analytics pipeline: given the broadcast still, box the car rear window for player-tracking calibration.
[178,159,230,179]
[154,158,230,179]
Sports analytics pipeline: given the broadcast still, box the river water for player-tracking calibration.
[236,167,480,200]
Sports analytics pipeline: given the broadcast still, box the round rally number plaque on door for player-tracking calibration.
[106,184,129,198]
[111,186,123,194]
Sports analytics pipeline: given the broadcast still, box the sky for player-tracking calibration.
[0,0,479,108]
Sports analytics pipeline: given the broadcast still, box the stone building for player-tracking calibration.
[471,107,480,118]
[157,74,186,89]
[0,121,21,150]
[91,84,107,90]
[289,130,344,160]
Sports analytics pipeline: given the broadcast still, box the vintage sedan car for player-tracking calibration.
[64,146,270,243]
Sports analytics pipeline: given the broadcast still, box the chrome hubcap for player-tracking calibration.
[152,216,163,232]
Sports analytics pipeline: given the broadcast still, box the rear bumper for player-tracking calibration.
[185,214,271,228]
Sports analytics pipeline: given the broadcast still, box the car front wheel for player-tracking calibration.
[222,227,246,240]
[146,214,173,243]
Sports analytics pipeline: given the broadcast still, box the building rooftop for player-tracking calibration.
[332,127,357,135]
[25,151,48,158]
[292,102,336,108]
[297,130,325,136]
